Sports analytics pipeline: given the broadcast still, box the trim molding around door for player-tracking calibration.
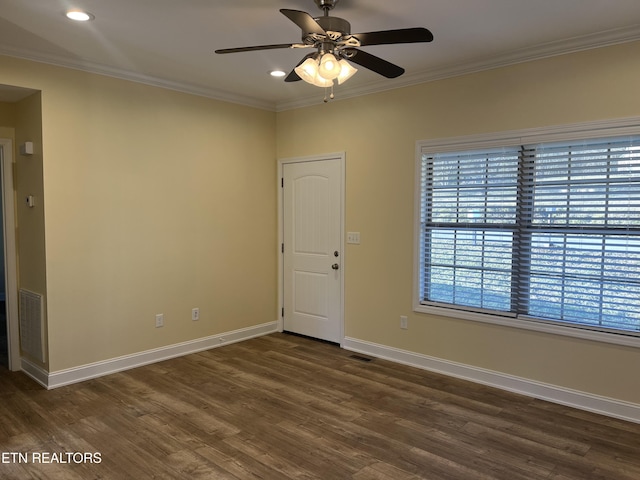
[277,152,346,346]
[0,139,20,370]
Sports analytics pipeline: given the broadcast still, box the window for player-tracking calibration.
[416,123,640,341]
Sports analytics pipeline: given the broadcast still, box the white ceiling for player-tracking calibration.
[1,0,640,111]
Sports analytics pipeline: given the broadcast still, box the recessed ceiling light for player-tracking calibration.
[66,10,94,22]
[270,70,286,78]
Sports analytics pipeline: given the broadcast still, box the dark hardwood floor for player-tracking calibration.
[1,332,639,479]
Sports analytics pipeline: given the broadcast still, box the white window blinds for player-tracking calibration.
[420,147,519,315]
[419,135,640,335]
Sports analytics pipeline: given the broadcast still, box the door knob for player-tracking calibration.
[332,263,340,270]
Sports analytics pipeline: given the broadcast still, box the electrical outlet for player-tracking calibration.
[192,307,200,321]
[400,315,408,330]
[155,313,164,328]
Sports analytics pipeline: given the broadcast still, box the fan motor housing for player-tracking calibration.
[305,15,351,43]
[314,0,340,10]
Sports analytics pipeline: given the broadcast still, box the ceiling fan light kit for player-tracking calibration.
[337,59,358,84]
[294,49,357,84]
[215,0,433,101]
[318,52,341,79]
[295,56,333,87]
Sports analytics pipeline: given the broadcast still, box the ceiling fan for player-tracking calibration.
[215,0,434,99]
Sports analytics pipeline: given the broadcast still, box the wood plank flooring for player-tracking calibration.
[1,332,639,479]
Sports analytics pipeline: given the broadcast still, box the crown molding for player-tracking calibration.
[0,46,277,111]
[275,24,640,111]
[2,24,639,113]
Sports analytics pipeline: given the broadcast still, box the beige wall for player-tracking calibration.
[0,55,277,372]
[13,92,48,366]
[1,39,639,404]
[14,94,47,303]
[2,95,47,366]
[0,102,15,125]
[277,41,640,404]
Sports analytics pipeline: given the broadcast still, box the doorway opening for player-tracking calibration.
[0,140,19,371]
[0,144,7,368]
[0,306,5,368]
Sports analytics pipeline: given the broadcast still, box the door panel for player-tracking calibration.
[283,158,342,343]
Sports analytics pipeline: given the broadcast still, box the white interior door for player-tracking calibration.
[282,157,343,343]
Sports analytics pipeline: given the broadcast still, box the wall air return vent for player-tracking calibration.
[19,289,46,363]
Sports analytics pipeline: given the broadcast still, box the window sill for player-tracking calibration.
[413,303,640,349]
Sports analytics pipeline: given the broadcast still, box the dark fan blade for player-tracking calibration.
[285,53,315,82]
[344,49,405,78]
[285,71,301,82]
[352,27,433,46]
[280,9,326,35]
[215,44,302,54]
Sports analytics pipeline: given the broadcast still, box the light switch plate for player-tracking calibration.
[347,232,361,244]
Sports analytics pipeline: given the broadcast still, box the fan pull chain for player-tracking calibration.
[323,84,335,103]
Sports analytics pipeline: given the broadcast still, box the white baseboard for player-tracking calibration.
[343,336,640,424]
[22,322,278,390]
[20,357,49,388]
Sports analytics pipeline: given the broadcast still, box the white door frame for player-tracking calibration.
[277,152,345,346]
[0,139,20,370]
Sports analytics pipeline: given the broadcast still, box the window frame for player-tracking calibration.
[414,117,640,348]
